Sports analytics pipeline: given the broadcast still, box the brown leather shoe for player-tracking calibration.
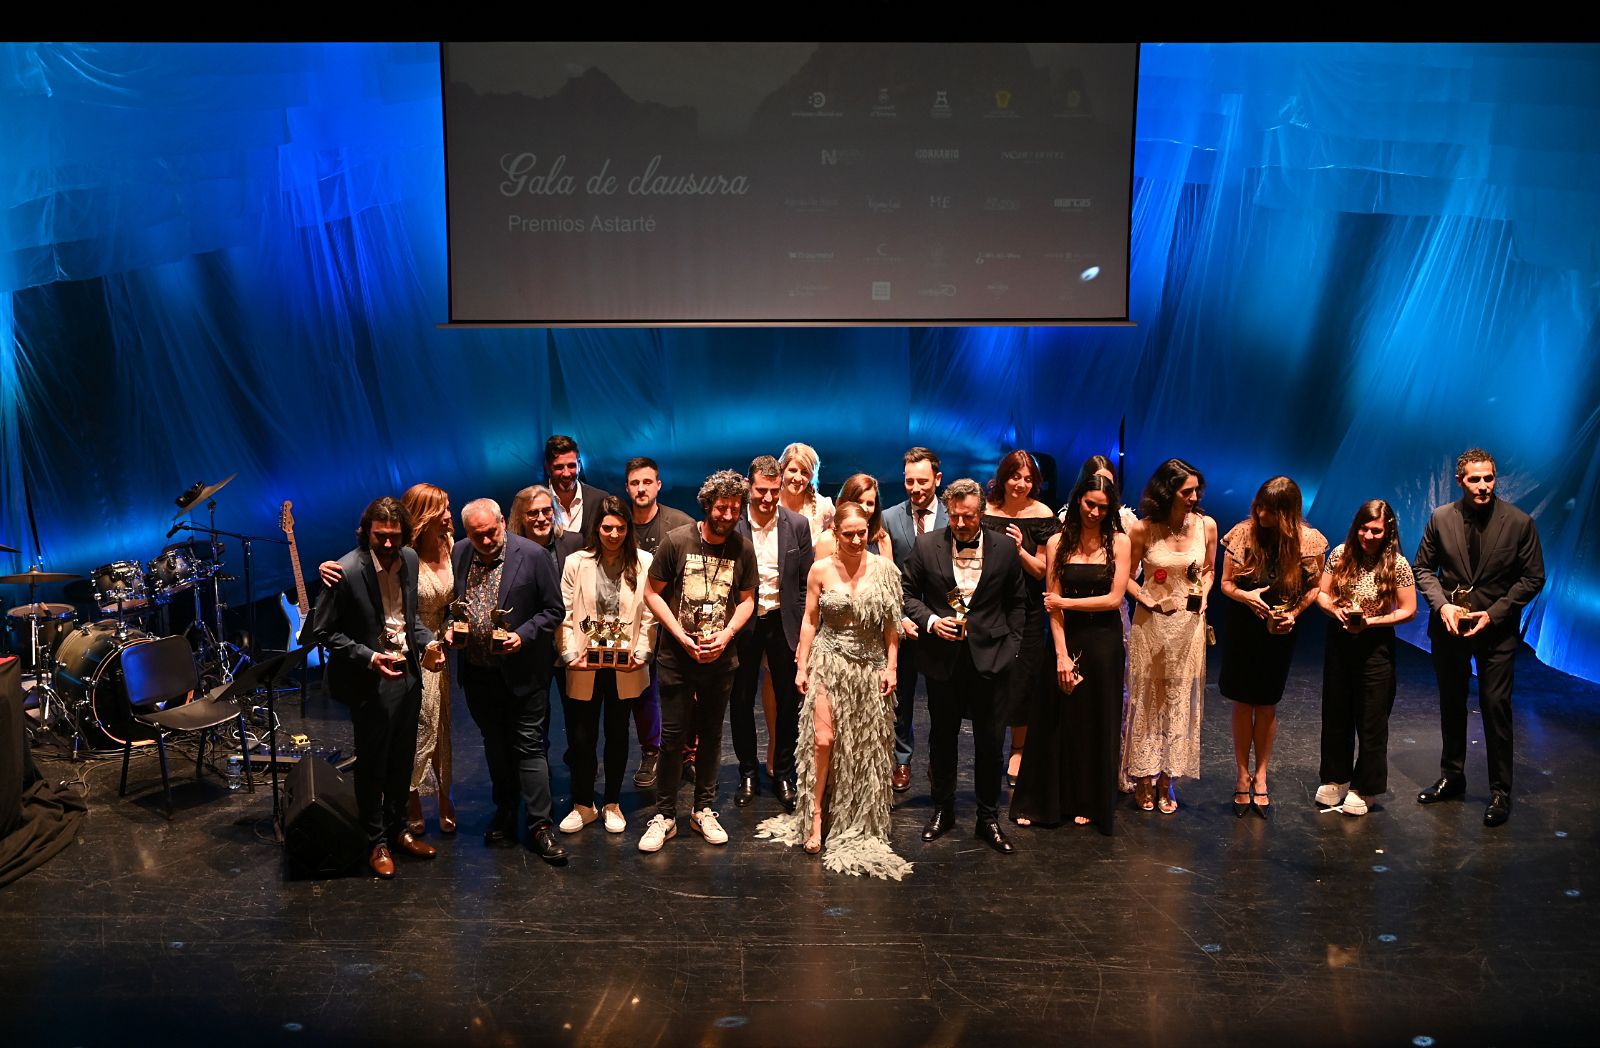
[438,792,457,835]
[395,831,437,859]
[892,763,912,793]
[369,845,396,879]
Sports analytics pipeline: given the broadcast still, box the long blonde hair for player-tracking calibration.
[779,442,821,510]
[401,482,452,557]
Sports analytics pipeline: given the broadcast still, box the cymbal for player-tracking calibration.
[173,473,237,519]
[0,568,82,585]
[7,602,75,620]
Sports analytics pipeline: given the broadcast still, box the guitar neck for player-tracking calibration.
[287,531,311,619]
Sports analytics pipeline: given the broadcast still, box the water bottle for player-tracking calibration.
[226,754,243,790]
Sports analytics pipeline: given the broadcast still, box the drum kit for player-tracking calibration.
[3,473,283,756]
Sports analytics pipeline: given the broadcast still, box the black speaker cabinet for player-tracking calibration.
[282,755,364,876]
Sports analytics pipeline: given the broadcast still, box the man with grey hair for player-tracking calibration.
[901,476,1027,854]
[638,470,758,852]
[448,497,567,863]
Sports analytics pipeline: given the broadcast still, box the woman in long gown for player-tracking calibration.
[1218,476,1327,818]
[757,502,910,880]
[981,450,1057,785]
[1124,459,1217,815]
[1012,472,1131,834]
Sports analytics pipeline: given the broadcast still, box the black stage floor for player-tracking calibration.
[4,630,1598,1047]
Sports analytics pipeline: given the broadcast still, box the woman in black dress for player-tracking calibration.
[1219,476,1326,818]
[1011,472,1131,834]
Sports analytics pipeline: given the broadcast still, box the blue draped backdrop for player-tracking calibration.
[3,43,1597,680]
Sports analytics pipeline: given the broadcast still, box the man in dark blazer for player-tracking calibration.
[545,434,612,545]
[1413,448,1545,827]
[450,498,567,862]
[308,496,443,878]
[901,477,1026,854]
[730,455,815,811]
[881,446,946,793]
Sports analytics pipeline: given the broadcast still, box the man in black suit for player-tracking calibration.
[730,455,814,811]
[545,434,612,545]
[901,477,1026,854]
[1414,448,1545,827]
[308,497,444,878]
[450,498,568,862]
[881,446,946,793]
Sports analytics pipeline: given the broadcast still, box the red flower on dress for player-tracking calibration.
[1153,568,1168,584]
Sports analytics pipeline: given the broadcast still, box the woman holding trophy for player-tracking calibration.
[557,496,658,835]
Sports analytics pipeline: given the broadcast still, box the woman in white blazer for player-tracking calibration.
[558,496,657,835]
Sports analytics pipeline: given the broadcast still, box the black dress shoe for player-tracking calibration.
[1418,776,1466,804]
[922,806,955,842]
[735,773,758,806]
[484,808,517,847]
[633,750,660,789]
[976,818,1015,854]
[1484,792,1512,827]
[530,822,569,864]
[775,779,798,813]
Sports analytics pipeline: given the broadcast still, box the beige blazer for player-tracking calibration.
[558,548,657,699]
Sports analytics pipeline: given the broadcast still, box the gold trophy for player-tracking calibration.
[582,616,631,668]
[1185,561,1204,613]
[1343,600,1366,630]
[945,587,970,640]
[447,598,471,647]
[1450,584,1483,630]
[692,604,722,646]
[491,607,514,652]
[1266,585,1295,628]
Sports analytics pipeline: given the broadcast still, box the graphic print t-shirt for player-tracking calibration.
[649,523,757,681]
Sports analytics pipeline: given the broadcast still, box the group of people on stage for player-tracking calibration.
[306,436,1545,881]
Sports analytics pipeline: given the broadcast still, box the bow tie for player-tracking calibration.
[954,537,980,551]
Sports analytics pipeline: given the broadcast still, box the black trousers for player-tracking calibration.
[655,664,735,819]
[562,671,631,806]
[1319,624,1397,796]
[1432,626,1520,795]
[925,645,1009,822]
[730,611,800,782]
[350,660,422,849]
[462,661,554,828]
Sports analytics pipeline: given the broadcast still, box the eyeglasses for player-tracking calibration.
[526,507,554,519]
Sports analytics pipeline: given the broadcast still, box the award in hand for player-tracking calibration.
[1450,584,1484,630]
[945,587,970,640]
[490,607,514,652]
[1342,600,1366,630]
[692,603,722,645]
[582,615,630,668]
[1185,561,1204,613]
[447,598,471,647]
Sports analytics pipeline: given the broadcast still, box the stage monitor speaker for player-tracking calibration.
[282,755,363,876]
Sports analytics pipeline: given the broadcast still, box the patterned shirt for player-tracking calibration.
[462,548,505,666]
[1325,544,1416,616]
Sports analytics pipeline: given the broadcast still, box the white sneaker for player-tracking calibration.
[1341,791,1369,816]
[603,805,626,834]
[690,807,729,845]
[638,814,676,852]
[1315,783,1345,807]
[559,805,597,834]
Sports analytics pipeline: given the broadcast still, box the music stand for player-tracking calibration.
[212,646,309,839]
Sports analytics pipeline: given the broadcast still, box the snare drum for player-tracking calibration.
[4,603,77,673]
[92,560,151,612]
[147,546,202,599]
[54,621,158,751]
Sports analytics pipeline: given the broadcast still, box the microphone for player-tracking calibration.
[167,522,186,539]
[175,481,205,510]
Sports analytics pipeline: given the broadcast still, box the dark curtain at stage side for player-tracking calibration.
[2,43,1598,682]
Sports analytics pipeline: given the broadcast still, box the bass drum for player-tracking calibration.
[54,622,159,752]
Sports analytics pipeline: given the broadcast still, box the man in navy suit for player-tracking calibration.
[901,477,1026,854]
[730,455,815,811]
[881,447,945,793]
[449,498,567,862]
[1413,448,1545,827]
[308,497,443,879]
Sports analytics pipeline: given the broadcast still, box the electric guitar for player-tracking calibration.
[278,500,323,668]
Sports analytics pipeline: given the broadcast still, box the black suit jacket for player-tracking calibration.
[735,505,815,650]
[557,482,614,545]
[901,527,1026,681]
[306,546,432,706]
[451,533,565,697]
[1414,496,1545,642]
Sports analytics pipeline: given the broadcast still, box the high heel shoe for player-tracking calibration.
[1251,788,1272,820]
[1233,791,1252,818]
[803,836,822,855]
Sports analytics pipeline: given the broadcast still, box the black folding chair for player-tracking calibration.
[117,636,254,818]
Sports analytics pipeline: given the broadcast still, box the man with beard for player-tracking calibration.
[637,470,757,852]
[308,497,444,878]
[545,435,612,545]
[1413,448,1545,827]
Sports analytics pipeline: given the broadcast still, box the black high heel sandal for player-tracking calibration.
[1251,788,1272,820]
[1233,791,1251,818]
